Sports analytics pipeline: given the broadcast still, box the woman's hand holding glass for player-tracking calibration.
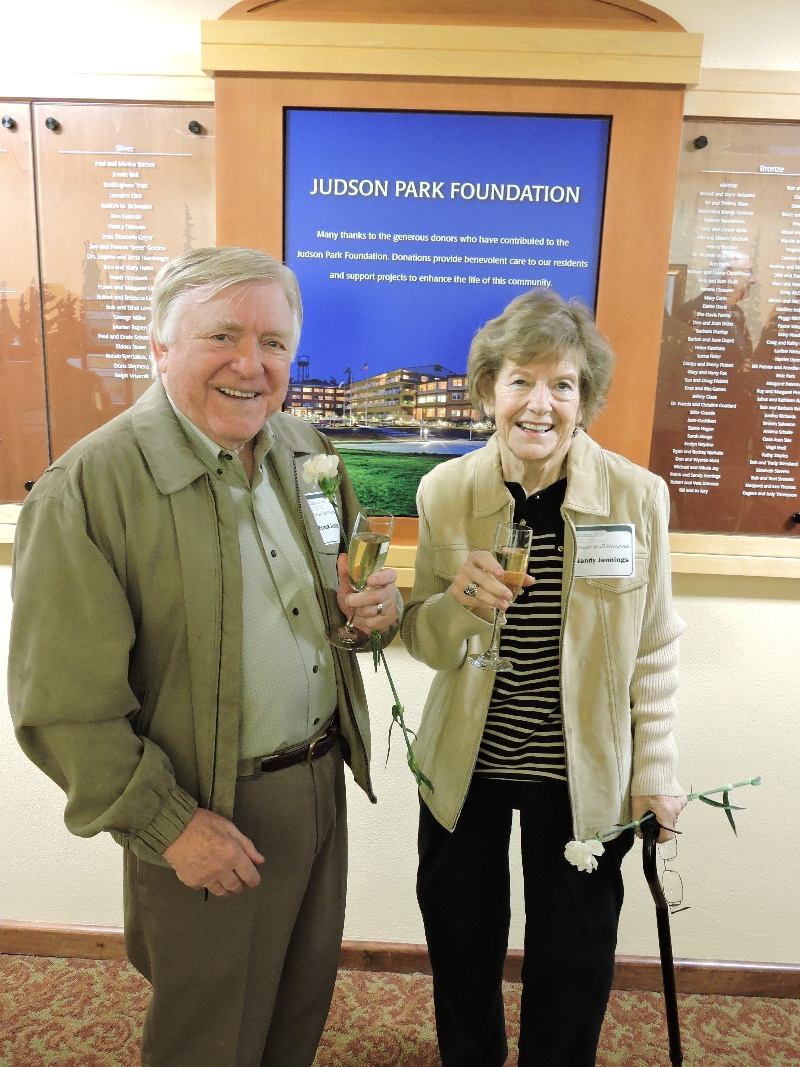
[452,550,535,615]
[466,522,534,673]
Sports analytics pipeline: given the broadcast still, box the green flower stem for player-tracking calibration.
[317,472,430,793]
[595,776,761,841]
[370,632,433,793]
[686,777,761,802]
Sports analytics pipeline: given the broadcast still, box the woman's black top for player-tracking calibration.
[473,477,568,784]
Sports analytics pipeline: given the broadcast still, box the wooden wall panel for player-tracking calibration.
[0,103,48,504]
[218,0,686,31]
[215,75,684,466]
[32,103,215,461]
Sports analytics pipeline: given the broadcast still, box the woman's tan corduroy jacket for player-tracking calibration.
[401,430,685,842]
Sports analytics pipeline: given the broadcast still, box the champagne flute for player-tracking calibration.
[327,512,394,650]
[468,521,533,673]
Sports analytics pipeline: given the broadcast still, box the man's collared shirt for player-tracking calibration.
[168,397,338,758]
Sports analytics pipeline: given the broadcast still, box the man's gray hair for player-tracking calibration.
[150,246,303,354]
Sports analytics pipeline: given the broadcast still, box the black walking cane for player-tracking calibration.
[641,816,683,1066]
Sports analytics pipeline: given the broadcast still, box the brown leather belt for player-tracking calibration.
[237,719,338,779]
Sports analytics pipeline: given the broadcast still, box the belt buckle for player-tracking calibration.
[306,732,323,763]
[240,756,262,781]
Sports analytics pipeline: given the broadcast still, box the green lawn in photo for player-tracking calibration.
[337,449,456,517]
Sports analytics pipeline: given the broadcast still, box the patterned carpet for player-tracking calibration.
[1,955,798,1066]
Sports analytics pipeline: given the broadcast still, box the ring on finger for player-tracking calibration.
[463,582,478,598]
[375,602,384,616]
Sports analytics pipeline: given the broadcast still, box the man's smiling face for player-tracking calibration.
[153,280,296,452]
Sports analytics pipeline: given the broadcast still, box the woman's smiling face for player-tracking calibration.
[484,355,583,491]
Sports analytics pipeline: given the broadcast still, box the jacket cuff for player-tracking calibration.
[630,770,683,798]
[133,784,198,854]
[428,588,493,642]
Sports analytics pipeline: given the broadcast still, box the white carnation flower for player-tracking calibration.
[302,453,340,486]
[564,838,605,873]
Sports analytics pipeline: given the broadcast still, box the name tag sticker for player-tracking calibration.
[305,492,340,547]
[573,524,635,578]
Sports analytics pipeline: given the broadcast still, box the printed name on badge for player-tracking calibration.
[305,492,341,546]
[573,524,635,578]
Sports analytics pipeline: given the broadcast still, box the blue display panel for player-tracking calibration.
[284,108,611,383]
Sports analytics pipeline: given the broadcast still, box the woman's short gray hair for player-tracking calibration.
[150,246,303,353]
[467,288,615,428]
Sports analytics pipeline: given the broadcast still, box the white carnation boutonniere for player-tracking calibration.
[302,453,341,496]
[303,454,346,545]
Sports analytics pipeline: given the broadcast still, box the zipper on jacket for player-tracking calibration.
[205,475,224,812]
[559,505,580,839]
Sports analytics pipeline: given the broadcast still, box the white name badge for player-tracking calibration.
[305,492,341,547]
[573,524,635,578]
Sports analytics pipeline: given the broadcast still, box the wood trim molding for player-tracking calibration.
[0,921,127,961]
[0,74,214,105]
[612,955,800,999]
[390,534,800,583]
[1,923,798,999]
[3,509,798,579]
[201,21,703,85]
[4,512,799,577]
[218,0,687,32]
[394,536,800,584]
[686,68,800,121]
[341,943,800,1000]
[669,532,800,578]
[0,504,22,546]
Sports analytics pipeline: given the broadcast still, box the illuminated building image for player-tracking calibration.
[343,366,480,426]
[284,378,344,420]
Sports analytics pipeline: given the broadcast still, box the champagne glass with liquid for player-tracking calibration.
[468,520,533,673]
[327,512,394,651]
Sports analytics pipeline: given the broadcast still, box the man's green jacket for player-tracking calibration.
[9,382,377,865]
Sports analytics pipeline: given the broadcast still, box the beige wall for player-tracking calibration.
[2,0,800,967]
[3,0,800,103]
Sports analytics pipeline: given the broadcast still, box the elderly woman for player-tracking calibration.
[401,289,686,1067]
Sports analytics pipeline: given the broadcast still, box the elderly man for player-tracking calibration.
[8,247,399,1067]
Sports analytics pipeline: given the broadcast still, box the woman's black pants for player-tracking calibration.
[417,776,634,1067]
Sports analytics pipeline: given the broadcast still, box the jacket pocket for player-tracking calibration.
[583,553,649,593]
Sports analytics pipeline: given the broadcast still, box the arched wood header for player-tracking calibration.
[203,0,702,470]
[204,0,701,85]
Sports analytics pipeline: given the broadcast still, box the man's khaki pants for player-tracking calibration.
[124,743,346,1067]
